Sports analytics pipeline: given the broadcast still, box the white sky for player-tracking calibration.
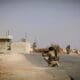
[0,0,80,49]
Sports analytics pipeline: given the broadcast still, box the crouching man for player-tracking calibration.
[47,46,60,67]
[42,45,60,67]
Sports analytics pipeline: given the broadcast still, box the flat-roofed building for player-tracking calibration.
[0,35,13,51]
[0,34,33,53]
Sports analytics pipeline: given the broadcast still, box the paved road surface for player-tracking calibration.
[59,54,80,80]
[24,53,80,80]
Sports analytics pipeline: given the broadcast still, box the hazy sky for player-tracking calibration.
[0,0,80,48]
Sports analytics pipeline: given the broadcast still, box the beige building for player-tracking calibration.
[0,35,33,53]
[0,35,12,52]
[11,41,33,53]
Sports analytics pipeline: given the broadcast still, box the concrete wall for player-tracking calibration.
[0,41,11,51]
[11,42,33,54]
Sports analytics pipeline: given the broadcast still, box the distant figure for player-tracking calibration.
[66,45,71,54]
[32,42,37,52]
